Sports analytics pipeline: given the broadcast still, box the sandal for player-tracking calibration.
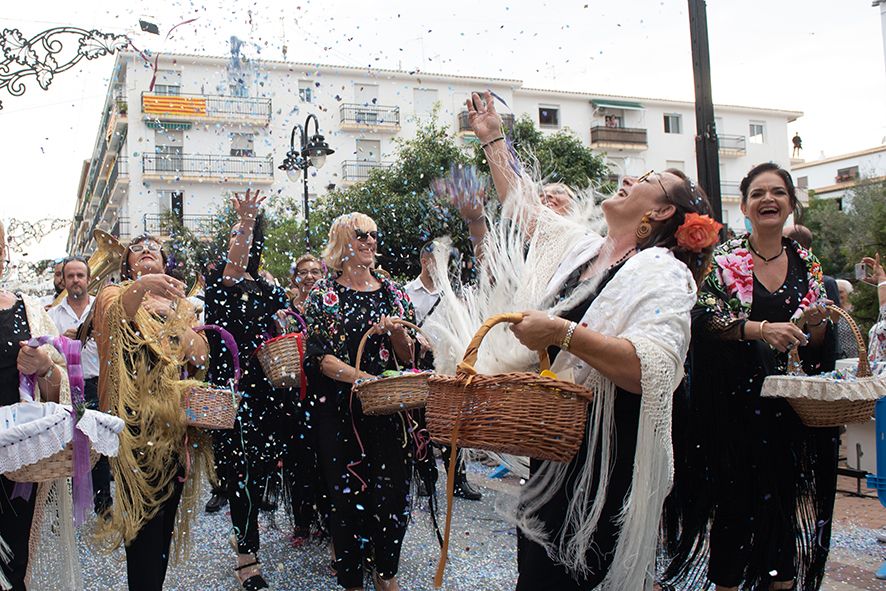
[234,560,270,590]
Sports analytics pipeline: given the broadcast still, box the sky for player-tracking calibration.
[1,0,884,261]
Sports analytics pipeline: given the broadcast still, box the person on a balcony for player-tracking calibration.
[203,189,302,591]
[304,212,418,591]
[792,132,803,158]
[92,233,211,591]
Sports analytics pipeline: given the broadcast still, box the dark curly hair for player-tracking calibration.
[739,162,800,212]
[635,168,718,286]
[119,234,168,280]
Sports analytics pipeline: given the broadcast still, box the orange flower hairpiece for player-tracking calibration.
[675,213,722,253]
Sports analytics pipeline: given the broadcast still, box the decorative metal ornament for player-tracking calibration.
[636,214,652,241]
[0,27,130,109]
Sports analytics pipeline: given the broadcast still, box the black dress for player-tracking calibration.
[305,283,415,590]
[0,297,38,591]
[205,271,299,555]
[516,262,640,591]
[663,245,838,590]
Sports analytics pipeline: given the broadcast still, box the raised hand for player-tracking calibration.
[230,188,267,222]
[136,274,186,301]
[861,254,885,286]
[466,91,503,144]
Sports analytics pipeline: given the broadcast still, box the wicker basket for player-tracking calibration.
[184,325,242,430]
[762,305,885,428]
[255,311,307,389]
[426,313,594,463]
[6,445,99,483]
[354,319,432,416]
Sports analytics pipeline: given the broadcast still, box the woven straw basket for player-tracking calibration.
[256,311,307,389]
[426,313,594,464]
[6,445,99,483]
[762,306,885,428]
[354,319,432,416]
[184,325,242,430]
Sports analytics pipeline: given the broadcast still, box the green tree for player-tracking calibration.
[311,114,472,281]
[800,194,851,276]
[473,114,610,191]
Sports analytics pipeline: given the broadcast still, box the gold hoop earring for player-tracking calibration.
[636,214,652,241]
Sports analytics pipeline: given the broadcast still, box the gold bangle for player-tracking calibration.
[560,321,578,351]
[759,320,769,344]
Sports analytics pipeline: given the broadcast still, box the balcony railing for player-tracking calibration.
[718,134,747,155]
[457,111,515,134]
[142,154,275,179]
[112,217,130,240]
[590,126,648,147]
[339,104,400,128]
[721,181,741,196]
[141,92,271,123]
[143,213,218,237]
[341,160,393,182]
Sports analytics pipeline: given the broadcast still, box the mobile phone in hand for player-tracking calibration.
[855,262,869,280]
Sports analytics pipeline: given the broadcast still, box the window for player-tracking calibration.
[836,166,859,183]
[153,129,183,171]
[355,139,381,163]
[298,80,314,103]
[414,88,438,116]
[665,160,685,172]
[663,114,682,134]
[749,121,766,144]
[539,105,559,127]
[157,190,184,218]
[354,83,378,105]
[230,133,255,157]
[797,176,808,189]
[229,82,249,97]
[153,70,181,95]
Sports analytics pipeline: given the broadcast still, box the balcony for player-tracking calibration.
[718,134,747,157]
[141,154,275,183]
[457,111,515,135]
[143,213,217,238]
[341,160,393,183]
[105,93,128,149]
[590,126,648,151]
[141,92,271,125]
[111,217,130,241]
[721,181,742,199]
[339,104,400,132]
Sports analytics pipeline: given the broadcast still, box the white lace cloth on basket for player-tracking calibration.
[762,373,886,402]
[0,402,124,473]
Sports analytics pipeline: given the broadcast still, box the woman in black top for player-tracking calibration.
[662,163,839,591]
[204,190,297,591]
[304,212,417,591]
[0,220,65,590]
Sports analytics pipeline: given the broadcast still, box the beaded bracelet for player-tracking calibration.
[560,321,578,351]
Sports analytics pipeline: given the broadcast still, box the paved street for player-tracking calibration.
[76,469,885,590]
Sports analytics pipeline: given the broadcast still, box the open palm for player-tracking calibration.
[466,91,502,143]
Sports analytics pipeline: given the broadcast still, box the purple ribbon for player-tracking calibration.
[193,325,241,387]
[15,335,93,526]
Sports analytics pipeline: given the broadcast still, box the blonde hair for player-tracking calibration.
[292,253,321,276]
[322,213,377,272]
[542,182,577,201]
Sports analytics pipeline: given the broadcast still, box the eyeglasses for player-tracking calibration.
[637,170,670,202]
[296,268,324,278]
[128,242,162,254]
[355,229,379,242]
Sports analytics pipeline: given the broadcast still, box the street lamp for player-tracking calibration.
[278,113,335,250]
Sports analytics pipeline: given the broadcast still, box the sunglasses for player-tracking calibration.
[355,229,379,242]
[636,170,670,202]
[128,242,162,254]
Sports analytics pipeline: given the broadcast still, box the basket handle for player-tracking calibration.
[353,318,429,380]
[277,308,308,335]
[459,313,550,374]
[194,324,241,387]
[826,304,872,377]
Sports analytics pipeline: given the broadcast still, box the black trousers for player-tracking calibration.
[124,478,184,591]
[0,475,38,591]
[83,377,112,513]
[315,403,412,589]
[228,471,265,554]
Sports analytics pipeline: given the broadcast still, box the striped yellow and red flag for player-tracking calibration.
[143,95,207,117]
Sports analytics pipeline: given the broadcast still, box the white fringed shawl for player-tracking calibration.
[518,245,696,590]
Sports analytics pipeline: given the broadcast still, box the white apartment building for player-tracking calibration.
[68,51,802,253]
[791,145,886,207]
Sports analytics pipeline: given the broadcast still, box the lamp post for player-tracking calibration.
[278,114,335,251]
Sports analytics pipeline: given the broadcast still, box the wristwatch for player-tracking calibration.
[40,364,54,379]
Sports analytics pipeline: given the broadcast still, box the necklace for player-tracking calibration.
[610,247,637,269]
[747,238,785,263]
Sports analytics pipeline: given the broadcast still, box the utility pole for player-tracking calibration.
[687,0,723,223]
